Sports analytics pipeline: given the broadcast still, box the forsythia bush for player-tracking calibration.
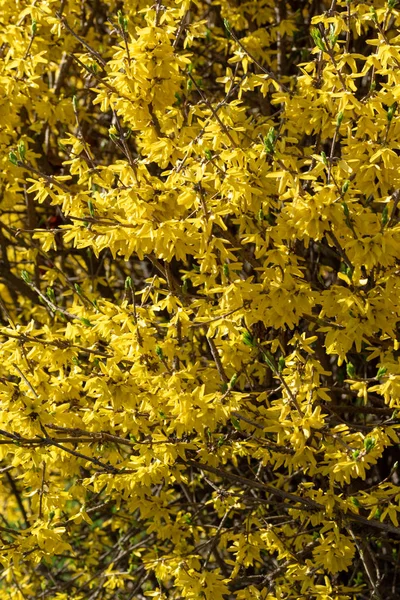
[2,0,400,597]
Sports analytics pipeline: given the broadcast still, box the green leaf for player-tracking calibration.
[9,151,18,165]
[231,417,241,430]
[229,373,238,388]
[88,199,95,217]
[311,28,325,52]
[80,318,93,327]
[346,361,356,378]
[262,352,275,370]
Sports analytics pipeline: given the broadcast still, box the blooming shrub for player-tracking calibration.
[1,0,400,598]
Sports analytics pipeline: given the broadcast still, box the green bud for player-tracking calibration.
[204,149,212,161]
[342,180,350,194]
[74,283,82,295]
[321,151,328,166]
[155,345,164,359]
[21,270,31,283]
[387,102,397,122]
[370,7,378,22]
[31,19,37,35]
[329,23,338,48]
[88,199,95,217]
[125,276,132,289]
[376,366,387,379]
[352,449,360,460]
[72,95,78,111]
[351,496,361,507]
[46,287,56,303]
[221,382,228,394]
[342,202,350,219]
[117,10,128,32]
[388,0,398,9]
[223,18,231,39]
[336,111,344,127]
[278,356,286,373]
[364,437,376,453]
[223,264,229,278]
[242,331,255,347]
[18,140,26,161]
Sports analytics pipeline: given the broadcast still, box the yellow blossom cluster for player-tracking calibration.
[0,1,400,599]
